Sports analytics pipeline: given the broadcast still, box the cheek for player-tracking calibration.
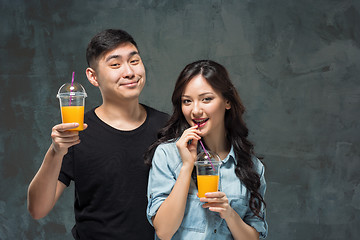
[181,106,192,120]
[136,64,146,76]
[208,104,226,119]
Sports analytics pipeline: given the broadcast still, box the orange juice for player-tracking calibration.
[61,106,84,131]
[197,175,219,198]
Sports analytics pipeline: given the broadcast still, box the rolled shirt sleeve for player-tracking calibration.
[147,143,181,225]
[243,159,268,238]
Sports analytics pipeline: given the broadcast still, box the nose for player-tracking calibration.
[123,63,135,79]
[191,101,203,118]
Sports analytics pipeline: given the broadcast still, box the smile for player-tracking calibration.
[120,78,140,87]
[193,118,209,127]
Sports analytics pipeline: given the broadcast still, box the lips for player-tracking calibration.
[120,77,141,86]
[193,118,209,127]
[120,81,138,86]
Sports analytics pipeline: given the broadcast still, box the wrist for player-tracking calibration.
[50,144,67,158]
[180,163,194,173]
[224,207,239,222]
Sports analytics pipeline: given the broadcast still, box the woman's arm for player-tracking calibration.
[152,164,193,240]
[152,125,201,240]
[200,192,259,240]
[223,206,259,240]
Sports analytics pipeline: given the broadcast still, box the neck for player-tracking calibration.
[203,133,230,160]
[95,98,146,131]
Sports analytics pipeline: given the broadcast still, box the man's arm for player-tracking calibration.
[27,123,84,219]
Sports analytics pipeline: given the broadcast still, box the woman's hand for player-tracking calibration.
[201,192,260,239]
[200,192,235,220]
[176,125,201,168]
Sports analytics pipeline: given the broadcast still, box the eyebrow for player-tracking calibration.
[182,92,214,98]
[105,51,139,62]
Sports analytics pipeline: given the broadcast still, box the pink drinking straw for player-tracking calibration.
[197,123,215,171]
[69,72,75,106]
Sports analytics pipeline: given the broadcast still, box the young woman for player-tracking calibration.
[145,60,267,239]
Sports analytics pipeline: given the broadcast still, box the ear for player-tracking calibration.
[86,67,99,87]
[225,100,231,110]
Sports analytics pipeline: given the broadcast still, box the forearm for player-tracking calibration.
[225,208,259,240]
[153,165,193,240]
[27,144,64,219]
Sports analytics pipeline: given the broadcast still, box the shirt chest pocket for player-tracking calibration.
[179,194,206,233]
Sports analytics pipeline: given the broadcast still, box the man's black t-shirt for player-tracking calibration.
[58,105,169,239]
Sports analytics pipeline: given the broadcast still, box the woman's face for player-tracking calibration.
[181,75,231,139]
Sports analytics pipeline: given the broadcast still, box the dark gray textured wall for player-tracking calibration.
[1,0,359,239]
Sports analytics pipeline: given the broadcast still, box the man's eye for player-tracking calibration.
[111,63,120,67]
[130,59,140,64]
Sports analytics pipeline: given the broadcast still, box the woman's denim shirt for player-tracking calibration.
[147,141,268,239]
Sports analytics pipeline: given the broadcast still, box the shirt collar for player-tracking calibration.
[221,145,237,164]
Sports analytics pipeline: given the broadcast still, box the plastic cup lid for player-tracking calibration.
[57,82,87,98]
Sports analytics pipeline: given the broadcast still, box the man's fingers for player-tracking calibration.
[51,129,79,140]
[53,123,80,132]
[56,135,80,143]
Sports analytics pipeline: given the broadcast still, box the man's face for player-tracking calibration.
[91,43,146,102]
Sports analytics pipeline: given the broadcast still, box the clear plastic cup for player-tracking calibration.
[57,82,87,131]
[195,151,221,198]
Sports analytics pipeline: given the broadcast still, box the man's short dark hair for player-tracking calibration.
[86,29,138,67]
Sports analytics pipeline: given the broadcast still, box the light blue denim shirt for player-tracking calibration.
[147,141,268,239]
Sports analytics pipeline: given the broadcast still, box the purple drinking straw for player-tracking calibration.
[197,123,215,171]
[69,72,75,106]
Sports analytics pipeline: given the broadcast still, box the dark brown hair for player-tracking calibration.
[145,60,265,218]
[86,29,138,68]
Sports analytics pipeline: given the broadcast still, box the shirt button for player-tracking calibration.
[214,229,217,233]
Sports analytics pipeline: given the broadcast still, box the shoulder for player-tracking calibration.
[84,107,95,116]
[84,107,97,121]
[152,140,181,167]
[156,139,177,152]
[251,155,265,176]
[154,140,178,155]
[143,104,170,130]
[143,104,169,120]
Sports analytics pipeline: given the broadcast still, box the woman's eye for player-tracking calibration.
[182,99,191,105]
[203,97,213,102]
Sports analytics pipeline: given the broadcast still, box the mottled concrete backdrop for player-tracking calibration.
[0,0,359,239]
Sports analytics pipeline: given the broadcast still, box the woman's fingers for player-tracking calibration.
[200,192,232,219]
[200,192,228,206]
[176,125,203,166]
[176,126,201,148]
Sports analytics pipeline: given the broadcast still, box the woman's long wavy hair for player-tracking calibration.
[145,60,265,218]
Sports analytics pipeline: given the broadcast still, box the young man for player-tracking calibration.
[27,29,169,239]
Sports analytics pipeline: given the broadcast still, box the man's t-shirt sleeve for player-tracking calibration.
[58,146,74,187]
